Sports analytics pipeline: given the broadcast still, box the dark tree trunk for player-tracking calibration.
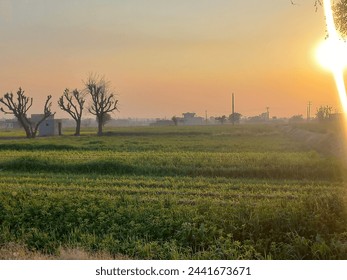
[18,118,34,138]
[75,120,81,136]
[24,126,33,138]
[97,119,103,136]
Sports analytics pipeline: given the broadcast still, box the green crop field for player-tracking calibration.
[0,124,347,259]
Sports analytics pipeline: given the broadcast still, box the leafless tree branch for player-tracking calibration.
[58,88,85,135]
[0,88,54,138]
[84,73,119,136]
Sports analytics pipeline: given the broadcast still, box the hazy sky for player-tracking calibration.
[0,0,343,119]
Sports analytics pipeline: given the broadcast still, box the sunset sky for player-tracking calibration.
[0,0,344,119]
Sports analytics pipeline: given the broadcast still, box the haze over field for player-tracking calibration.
[0,0,343,118]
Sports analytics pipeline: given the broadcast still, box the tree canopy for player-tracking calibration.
[309,0,347,36]
[333,0,347,36]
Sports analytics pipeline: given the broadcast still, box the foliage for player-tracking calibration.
[97,113,112,127]
[316,106,333,121]
[229,112,242,124]
[333,0,347,36]
[215,115,227,124]
[309,0,347,36]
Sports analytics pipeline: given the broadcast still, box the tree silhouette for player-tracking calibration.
[229,112,242,124]
[85,74,118,136]
[172,116,178,126]
[316,105,333,121]
[215,115,227,124]
[333,0,347,35]
[0,88,54,138]
[308,0,347,36]
[289,114,304,123]
[58,88,85,136]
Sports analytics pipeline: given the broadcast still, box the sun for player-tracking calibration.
[316,38,347,71]
[316,0,347,72]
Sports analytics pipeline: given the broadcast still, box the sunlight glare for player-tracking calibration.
[316,0,347,113]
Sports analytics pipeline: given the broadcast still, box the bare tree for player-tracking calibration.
[58,88,85,136]
[0,87,54,138]
[84,74,119,136]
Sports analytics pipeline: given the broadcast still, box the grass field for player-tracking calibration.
[0,124,347,259]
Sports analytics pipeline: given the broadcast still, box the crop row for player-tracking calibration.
[0,150,342,180]
[0,124,305,153]
[0,173,342,200]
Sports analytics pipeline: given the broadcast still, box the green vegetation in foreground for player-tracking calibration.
[0,124,347,259]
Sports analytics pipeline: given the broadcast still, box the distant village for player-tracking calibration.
[1,77,341,137]
[0,107,341,137]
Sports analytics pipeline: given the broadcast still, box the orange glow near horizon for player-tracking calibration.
[0,1,344,119]
[316,0,347,113]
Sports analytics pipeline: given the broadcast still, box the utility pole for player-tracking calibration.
[307,101,312,121]
[231,93,235,125]
[205,110,208,125]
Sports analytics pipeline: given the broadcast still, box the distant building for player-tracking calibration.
[148,112,205,126]
[180,112,204,125]
[31,114,62,136]
[0,118,21,129]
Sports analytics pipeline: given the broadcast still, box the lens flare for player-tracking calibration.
[316,0,347,113]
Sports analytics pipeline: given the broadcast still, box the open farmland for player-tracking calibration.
[0,124,347,259]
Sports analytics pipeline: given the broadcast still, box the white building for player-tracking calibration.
[31,114,62,136]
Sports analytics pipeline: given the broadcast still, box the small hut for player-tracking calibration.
[31,114,62,136]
